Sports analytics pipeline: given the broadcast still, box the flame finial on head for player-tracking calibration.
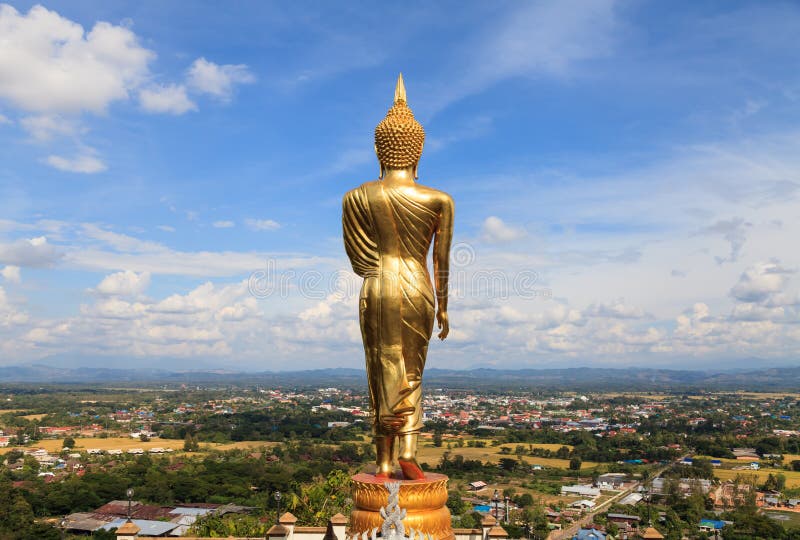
[375,73,425,173]
[394,73,407,104]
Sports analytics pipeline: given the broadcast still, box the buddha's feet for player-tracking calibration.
[398,458,425,480]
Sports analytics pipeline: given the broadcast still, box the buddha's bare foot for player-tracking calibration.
[375,470,392,479]
[398,459,425,480]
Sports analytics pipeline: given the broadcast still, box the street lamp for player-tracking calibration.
[491,489,500,520]
[274,490,283,523]
[504,495,510,524]
[126,487,134,520]
[59,516,68,540]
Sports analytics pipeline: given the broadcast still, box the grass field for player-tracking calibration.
[694,455,745,466]
[497,443,574,452]
[765,511,800,529]
[0,437,286,455]
[20,413,47,421]
[0,437,186,454]
[416,444,597,470]
[714,467,800,488]
[206,441,278,452]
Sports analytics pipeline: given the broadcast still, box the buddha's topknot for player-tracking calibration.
[375,75,425,170]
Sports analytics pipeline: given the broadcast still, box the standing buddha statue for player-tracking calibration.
[342,74,454,480]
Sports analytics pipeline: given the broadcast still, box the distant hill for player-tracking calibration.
[0,364,799,391]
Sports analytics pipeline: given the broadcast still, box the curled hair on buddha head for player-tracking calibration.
[375,73,425,178]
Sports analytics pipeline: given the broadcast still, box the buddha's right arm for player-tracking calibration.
[343,190,378,278]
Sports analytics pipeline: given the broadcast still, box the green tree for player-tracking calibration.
[447,491,469,515]
[433,430,443,448]
[569,456,582,471]
[63,436,75,448]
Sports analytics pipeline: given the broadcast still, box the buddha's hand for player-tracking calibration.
[437,310,449,340]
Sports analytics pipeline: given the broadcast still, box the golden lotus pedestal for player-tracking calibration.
[350,472,453,540]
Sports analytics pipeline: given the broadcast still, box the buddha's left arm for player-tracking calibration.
[433,195,454,339]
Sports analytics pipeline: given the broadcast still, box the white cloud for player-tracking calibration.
[730,262,794,303]
[586,300,646,319]
[19,114,78,141]
[480,216,525,242]
[138,84,197,115]
[0,236,61,267]
[0,285,28,326]
[0,4,154,113]
[0,113,10,124]
[157,225,175,233]
[93,270,151,297]
[21,279,261,359]
[45,153,107,174]
[186,57,255,100]
[246,218,281,231]
[212,220,235,228]
[430,0,618,112]
[694,217,752,264]
[1,265,20,283]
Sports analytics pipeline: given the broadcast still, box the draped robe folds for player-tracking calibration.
[343,183,439,436]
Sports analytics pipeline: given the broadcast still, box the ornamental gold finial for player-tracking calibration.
[394,73,407,104]
[375,74,425,171]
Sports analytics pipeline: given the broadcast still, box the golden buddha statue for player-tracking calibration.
[343,74,454,480]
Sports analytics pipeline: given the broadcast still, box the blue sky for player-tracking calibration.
[1,1,800,370]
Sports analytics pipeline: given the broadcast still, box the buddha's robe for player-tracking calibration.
[343,182,440,435]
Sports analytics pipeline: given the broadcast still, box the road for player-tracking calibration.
[546,458,680,540]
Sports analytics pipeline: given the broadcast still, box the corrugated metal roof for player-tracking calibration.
[170,507,212,516]
[100,518,179,536]
[63,512,114,532]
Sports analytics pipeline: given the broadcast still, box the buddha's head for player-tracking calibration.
[375,74,425,178]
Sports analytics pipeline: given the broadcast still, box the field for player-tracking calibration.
[497,443,574,452]
[416,443,597,470]
[765,511,800,529]
[713,467,800,488]
[0,437,280,455]
[0,437,185,454]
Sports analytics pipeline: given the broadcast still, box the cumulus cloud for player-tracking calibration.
[0,236,61,267]
[480,216,526,242]
[1,265,21,283]
[138,84,197,115]
[0,4,154,113]
[586,300,646,319]
[246,218,281,231]
[212,220,235,228]
[93,270,151,297]
[46,153,107,173]
[730,261,794,303]
[23,279,261,359]
[187,57,255,100]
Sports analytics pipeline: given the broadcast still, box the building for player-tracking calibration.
[699,520,727,533]
[561,485,601,498]
[607,513,641,527]
[597,473,628,489]
[637,528,664,540]
[572,529,606,540]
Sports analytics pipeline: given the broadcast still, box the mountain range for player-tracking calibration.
[0,364,799,391]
